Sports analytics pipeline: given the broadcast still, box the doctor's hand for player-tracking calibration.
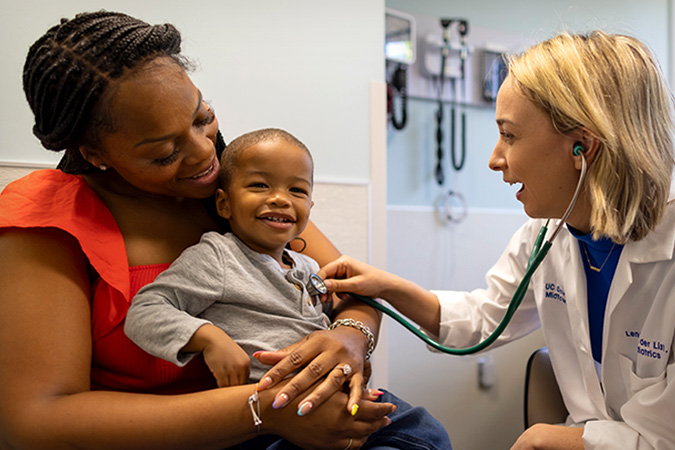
[511,424,584,450]
[316,255,396,301]
[318,255,442,335]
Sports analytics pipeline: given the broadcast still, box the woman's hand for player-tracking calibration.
[510,424,584,450]
[263,378,394,450]
[253,325,381,417]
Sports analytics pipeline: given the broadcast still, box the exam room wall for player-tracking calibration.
[384,1,669,449]
[0,1,384,268]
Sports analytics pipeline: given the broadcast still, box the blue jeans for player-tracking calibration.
[233,390,451,450]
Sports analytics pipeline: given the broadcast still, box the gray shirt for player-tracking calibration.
[124,232,331,382]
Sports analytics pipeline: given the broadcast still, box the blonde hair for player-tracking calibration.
[508,31,675,243]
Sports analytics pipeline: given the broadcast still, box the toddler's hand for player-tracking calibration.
[189,324,250,387]
[203,336,250,387]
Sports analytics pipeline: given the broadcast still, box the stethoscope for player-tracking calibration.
[309,145,588,355]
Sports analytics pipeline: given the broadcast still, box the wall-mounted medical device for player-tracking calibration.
[385,8,416,131]
[422,19,469,80]
[427,18,470,185]
[391,10,525,106]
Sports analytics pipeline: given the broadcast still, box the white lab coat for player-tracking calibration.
[433,200,675,450]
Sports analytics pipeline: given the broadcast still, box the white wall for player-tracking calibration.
[0,0,383,184]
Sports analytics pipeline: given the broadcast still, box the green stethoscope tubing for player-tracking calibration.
[348,151,588,355]
[348,235,551,355]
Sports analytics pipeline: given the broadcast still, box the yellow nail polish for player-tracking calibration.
[351,404,359,416]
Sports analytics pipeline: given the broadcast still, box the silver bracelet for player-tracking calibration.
[248,390,262,434]
[329,318,375,360]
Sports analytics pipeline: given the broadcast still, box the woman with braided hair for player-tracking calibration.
[0,11,408,450]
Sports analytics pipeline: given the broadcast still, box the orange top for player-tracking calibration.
[0,169,215,394]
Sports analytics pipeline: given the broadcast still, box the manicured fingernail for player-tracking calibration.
[257,376,272,391]
[351,404,359,416]
[369,389,384,396]
[252,351,263,358]
[385,417,392,426]
[297,401,313,416]
[272,393,289,409]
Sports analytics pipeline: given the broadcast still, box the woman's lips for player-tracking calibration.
[182,156,220,185]
[192,165,214,178]
[515,183,524,201]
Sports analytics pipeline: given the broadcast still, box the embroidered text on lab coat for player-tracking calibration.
[545,283,566,304]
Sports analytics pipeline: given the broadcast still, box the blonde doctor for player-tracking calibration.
[318,31,675,450]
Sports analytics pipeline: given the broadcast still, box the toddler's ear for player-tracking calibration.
[215,188,232,219]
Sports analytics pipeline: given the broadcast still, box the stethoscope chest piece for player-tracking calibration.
[306,273,328,297]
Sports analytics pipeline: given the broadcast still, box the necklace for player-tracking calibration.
[581,242,616,273]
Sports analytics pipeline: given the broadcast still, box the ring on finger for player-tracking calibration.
[343,437,353,450]
[337,364,352,376]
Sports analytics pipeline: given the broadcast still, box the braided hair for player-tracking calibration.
[23,11,196,173]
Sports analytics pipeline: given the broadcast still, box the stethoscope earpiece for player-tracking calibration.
[573,142,585,156]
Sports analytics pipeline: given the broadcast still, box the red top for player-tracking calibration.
[0,169,215,394]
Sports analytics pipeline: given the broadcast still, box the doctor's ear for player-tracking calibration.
[570,131,600,169]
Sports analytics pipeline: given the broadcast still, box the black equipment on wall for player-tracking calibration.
[435,18,469,185]
[385,9,415,131]
[388,64,408,130]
